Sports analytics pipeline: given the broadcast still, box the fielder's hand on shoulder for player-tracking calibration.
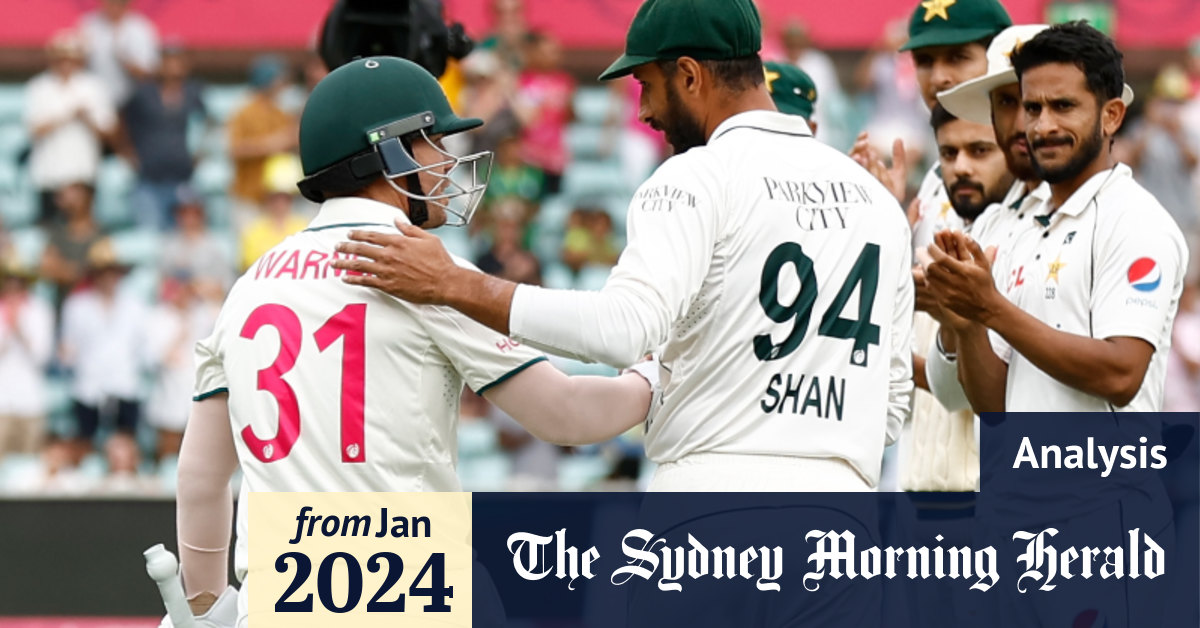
[158,586,239,628]
[334,221,457,305]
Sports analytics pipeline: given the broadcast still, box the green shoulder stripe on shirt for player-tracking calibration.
[476,357,548,395]
[304,222,386,232]
[193,387,229,401]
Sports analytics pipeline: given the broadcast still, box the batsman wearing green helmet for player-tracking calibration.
[170,56,653,626]
[295,55,490,227]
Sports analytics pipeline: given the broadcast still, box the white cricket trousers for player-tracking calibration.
[647,452,874,492]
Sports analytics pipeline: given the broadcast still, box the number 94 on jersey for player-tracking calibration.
[248,492,473,627]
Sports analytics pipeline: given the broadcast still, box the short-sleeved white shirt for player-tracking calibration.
[989,165,1188,411]
[194,197,544,495]
[511,111,915,486]
[23,71,116,190]
[972,179,1051,280]
[62,288,147,404]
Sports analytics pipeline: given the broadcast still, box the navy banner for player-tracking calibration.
[473,412,1199,627]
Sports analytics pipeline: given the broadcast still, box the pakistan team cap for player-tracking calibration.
[598,0,762,81]
[938,23,1135,125]
[764,61,817,120]
[299,56,482,176]
[900,0,1012,52]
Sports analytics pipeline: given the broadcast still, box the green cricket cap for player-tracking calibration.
[599,0,762,81]
[900,0,1012,52]
[764,61,817,119]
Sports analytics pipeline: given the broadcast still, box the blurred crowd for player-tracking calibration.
[1,0,1199,495]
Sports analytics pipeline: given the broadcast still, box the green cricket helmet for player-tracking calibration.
[297,56,491,226]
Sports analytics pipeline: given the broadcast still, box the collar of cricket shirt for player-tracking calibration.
[1051,163,1131,219]
[305,196,414,232]
[709,109,814,144]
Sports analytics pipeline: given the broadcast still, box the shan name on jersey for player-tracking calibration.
[759,373,847,421]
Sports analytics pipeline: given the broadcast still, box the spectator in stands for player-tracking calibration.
[561,208,619,274]
[479,0,528,71]
[59,239,146,476]
[280,51,330,115]
[601,77,667,183]
[1166,278,1200,412]
[159,186,235,291]
[78,0,160,107]
[515,31,574,195]
[476,198,540,282]
[485,135,544,204]
[0,218,12,260]
[24,30,116,226]
[1124,65,1200,238]
[145,273,218,460]
[121,44,209,232]
[239,154,307,271]
[227,55,297,229]
[39,182,105,316]
[853,18,930,182]
[780,19,849,147]
[458,50,522,155]
[1187,36,1200,98]
[0,256,53,459]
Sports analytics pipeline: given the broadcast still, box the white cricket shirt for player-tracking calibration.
[973,179,1052,284]
[989,165,1188,411]
[511,110,914,486]
[194,196,545,495]
[911,165,960,255]
[925,179,1050,409]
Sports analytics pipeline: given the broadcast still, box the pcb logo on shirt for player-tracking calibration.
[1127,258,1161,293]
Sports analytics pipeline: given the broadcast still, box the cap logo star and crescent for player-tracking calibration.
[764,67,815,101]
[921,0,956,22]
[765,67,780,91]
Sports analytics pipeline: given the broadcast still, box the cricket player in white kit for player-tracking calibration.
[926,23,1134,410]
[927,27,1183,626]
[170,57,654,626]
[334,0,915,492]
[928,22,1188,414]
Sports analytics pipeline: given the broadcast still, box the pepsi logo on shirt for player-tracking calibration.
[1127,258,1161,293]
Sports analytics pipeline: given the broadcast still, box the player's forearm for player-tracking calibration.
[441,266,517,336]
[176,462,233,597]
[484,362,650,446]
[508,283,667,368]
[984,300,1149,406]
[176,398,239,597]
[955,324,1007,414]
